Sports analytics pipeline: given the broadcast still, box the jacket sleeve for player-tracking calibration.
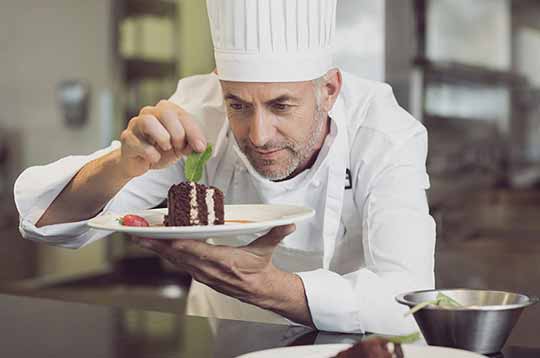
[14,140,183,249]
[296,130,436,335]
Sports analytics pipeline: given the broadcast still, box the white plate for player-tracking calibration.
[88,204,315,239]
[234,344,485,358]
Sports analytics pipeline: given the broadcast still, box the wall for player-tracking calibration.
[512,0,540,162]
[0,0,115,277]
[427,0,511,70]
[513,0,540,86]
[334,0,386,82]
[177,0,215,78]
[385,0,416,111]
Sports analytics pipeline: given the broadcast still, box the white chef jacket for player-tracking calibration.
[14,71,436,335]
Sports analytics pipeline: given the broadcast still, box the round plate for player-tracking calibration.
[234,344,486,358]
[88,204,315,239]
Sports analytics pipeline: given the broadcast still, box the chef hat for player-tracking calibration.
[206,0,337,82]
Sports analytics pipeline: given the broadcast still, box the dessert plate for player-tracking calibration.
[88,204,315,239]
[234,344,485,358]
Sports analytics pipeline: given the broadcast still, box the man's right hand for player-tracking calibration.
[34,99,207,228]
[119,100,208,178]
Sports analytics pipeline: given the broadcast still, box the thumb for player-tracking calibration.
[247,224,296,255]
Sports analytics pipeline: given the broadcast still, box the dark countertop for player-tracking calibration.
[0,293,538,358]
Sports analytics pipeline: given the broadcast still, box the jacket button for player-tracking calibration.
[311,179,321,187]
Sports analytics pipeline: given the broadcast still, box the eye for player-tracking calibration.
[272,103,290,111]
[229,102,245,111]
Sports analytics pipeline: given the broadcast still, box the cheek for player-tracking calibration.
[276,109,316,142]
[228,118,250,142]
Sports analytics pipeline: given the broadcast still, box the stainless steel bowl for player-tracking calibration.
[396,289,538,354]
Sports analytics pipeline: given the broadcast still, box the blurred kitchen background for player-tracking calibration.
[1,0,540,348]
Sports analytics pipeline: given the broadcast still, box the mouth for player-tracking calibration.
[255,148,282,154]
[252,148,285,158]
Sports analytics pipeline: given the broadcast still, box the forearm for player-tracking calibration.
[258,268,315,327]
[35,148,133,227]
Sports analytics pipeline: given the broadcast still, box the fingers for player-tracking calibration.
[131,237,231,278]
[131,237,220,264]
[247,224,296,255]
[145,105,187,155]
[131,237,190,268]
[159,109,187,154]
[121,129,162,164]
[138,106,177,153]
[155,100,206,152]
[130,236,167,251]
[139,106,157,116]
[169,239,231,264]
[131,101,207,156]
[175,107,207,153]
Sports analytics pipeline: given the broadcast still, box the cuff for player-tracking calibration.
[19,218,101,249]
[299,268,421,335]
[296,269,364,333]
[18,196,117,249]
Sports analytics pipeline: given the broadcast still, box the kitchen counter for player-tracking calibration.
[0,293,537,358]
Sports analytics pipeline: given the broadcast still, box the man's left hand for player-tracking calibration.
[131,225,312,323]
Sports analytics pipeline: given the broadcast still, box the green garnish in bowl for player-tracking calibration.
[405,292,462,317]
[371,331,422,344]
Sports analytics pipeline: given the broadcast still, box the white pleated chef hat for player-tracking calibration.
[206,0,337,82]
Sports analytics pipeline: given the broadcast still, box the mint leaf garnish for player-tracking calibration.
[184,144,212,183]
[387,331,422,344]
[436,292,462,307]
[405,292,462,317]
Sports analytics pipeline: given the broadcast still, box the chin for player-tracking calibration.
[255,166,283,178]
[246,154,298,180]
[254,165,294,181]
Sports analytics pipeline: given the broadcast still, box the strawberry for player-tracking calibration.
[119,214,150,227]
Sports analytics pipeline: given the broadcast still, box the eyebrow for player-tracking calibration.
[267,95,300,104]
[224,94,249,103]
[224,93,300,104]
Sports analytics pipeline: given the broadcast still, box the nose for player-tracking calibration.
[249,109,274,147]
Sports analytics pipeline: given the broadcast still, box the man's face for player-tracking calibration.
[221,80,327,181]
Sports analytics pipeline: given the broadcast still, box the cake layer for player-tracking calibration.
[212,188,224,225]
[164,182,224,226]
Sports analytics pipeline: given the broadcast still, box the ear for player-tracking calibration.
[320,68,342,113]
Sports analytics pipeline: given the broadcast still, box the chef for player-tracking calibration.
[14,0,435,335]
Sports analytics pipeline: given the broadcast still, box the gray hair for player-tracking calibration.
[313,73,329,109]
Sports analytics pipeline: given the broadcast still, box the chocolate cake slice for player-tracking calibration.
[164,182,224,226]
[333,338,404,358]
